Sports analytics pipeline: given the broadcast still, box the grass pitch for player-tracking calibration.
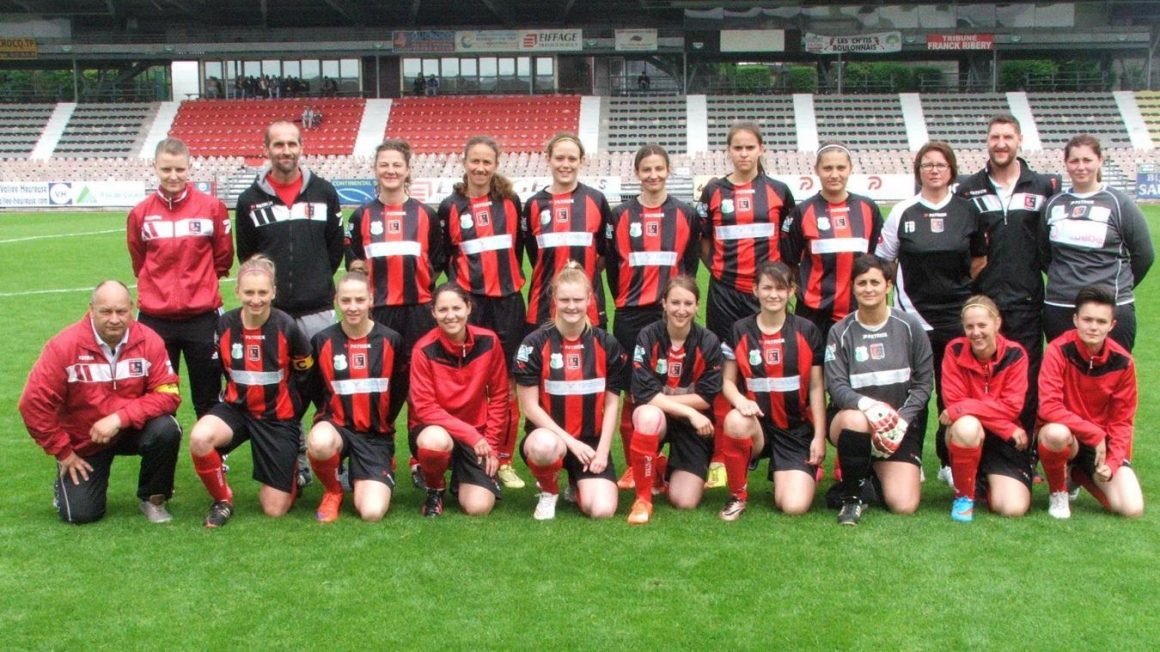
[1,208,1158,650]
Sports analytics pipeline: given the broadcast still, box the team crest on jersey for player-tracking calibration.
[477,209,491,226]
[540,209,551,224]
[460,213,474,230]
[352,353,367,369]
[817,217,831,231]
[930,218,944,233]
[855,346,869,362]
[748,349,762,366]
[633,344,646,364]
[333,354,348,371]
[388,220,402,234]
[370,221,384,235]
[668,361,682,378]
[737,197,752,212]
[1071,205,1088,218]
[189,221,202,234]
[655,358,667,375]
[721,199,734,214]
[555,207,570,223]
[566,353,580,370]
[247,345,261,362]
[646,221,659,236]
[824,343,836,362]
[549,353,564,369]
[517,344,533,363]
[231,343,243,359]
[765,348,781,365]
[904,221,916,233]
[629,222,643,238]
[869,343,885,360]
[695,202,708,218]
[127,360,144,376]
[834,215,848,229]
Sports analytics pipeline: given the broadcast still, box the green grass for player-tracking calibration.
[1,208,1159,650]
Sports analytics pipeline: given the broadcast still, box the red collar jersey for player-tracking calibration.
[629,320,723,412]
[941,333,1028,440]
[127,186,234,319]
[697,174,796,294]
[514,324,627,442]
[216,308,313,421]
[312,322,401,436]
[780,192,883,323]
[605,196,700,309]
[521,183,610,325]
[724,313,822,430]
[347,197,445,307]
[408,324,510,448]
[1038,330,1137,474]
[440,191,525,298]
[19,319,181,460]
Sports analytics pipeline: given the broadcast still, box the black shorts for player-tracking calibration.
[1072,440,1131,479]
[978,430,1033,490]
[414,423,502,497]
[792,302,836,344]
[469,292,526,368]
[209,402,300,493]
[372,303,435,361]
[758,420,818,478]
[519,433,617,484]
[331,423,396,488]
[664,418,714,481]
[706,279,758,341]
[612,304,663,388]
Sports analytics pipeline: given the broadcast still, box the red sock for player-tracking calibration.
[620,396,635,466]
[417,447,451,490]
[833,451,843,482]
[721,434,753,501]
[654,454,668,491]
[501,397,520,463]
[947,442,982,500]
[630,432,659,503]
[310,452,343,494]
[527,458,563,494]
[710,394,730,465]
[1069,466,1112,511]
[192,450,233,503]
[1038,443,1070,494]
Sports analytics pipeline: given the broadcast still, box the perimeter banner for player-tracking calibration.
[0,181,146,207]
[693,174,914,203]
[803,31,902,54]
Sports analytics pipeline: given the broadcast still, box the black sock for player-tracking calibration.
[837,429,872,502]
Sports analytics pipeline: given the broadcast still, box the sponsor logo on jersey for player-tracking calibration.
[388,219,401,234]
[669,361,682,378]
[870,343,885,360]
[333,354,348,371]
[566,353,580,370]
[764,347,781,365]
[646,220,660,236]
[633,344,646,364]
[476,208,490,226]
[127,360,144,376]
[555,207,570,223]
[247,345,261,362]
[834,214,848,229]
[352,353,366,369]
[737,197,752,212]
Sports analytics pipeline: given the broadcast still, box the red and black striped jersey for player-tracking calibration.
[311,322,402,436]
[439,191,525,298]
[605,196,700,309]
[216,308,313,421]
[723,314,821,430]
[630,320,722,410]
[521,183,610,326]
[514,324,626,442]
[780,192,883,323]
[346,197,445,307]
[697,175,795,294]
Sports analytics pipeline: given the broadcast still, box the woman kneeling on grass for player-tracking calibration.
[624,275,723,525]
[305,270,404,523]
[939,295,1031,522]
[824,254,933,526]
[408,283,510,518]
[717,261,825,521]
[189,255,314,528]
[516,262,627,520]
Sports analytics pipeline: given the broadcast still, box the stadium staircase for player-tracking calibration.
[354,99,392,157]
[139,101,181,159]
[1113,91,1154,150]
[28,103,72,160]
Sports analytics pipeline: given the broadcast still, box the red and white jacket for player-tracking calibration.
[19,317,181,461]
[941,333,1028,440]
[408,324,509,448]
[127,186,233,319]
[1038,330,1137,475]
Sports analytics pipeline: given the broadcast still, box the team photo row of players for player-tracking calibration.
[19,114,1149,527]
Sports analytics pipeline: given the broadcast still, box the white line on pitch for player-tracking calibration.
[0,229,123,245]
[0,278,235,298]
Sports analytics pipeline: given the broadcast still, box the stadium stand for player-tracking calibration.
[921,93,1013,151]
[814,94,910,150]
[705,95,798,150]
[1131,91,1160,145]
[1027,93,1134,149]
[0,104,54,158]
[53,103,154,158]
[168,98,365,158]
[603,95,688,153]
[385,95,581,154]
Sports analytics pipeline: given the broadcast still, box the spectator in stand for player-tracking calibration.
[426,74,439,96]
[413,75,426,96]
[638,71,651,91]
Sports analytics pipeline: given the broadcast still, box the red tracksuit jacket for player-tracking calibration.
[19,318,181,460]
[408,324,509,448]
[127,187,233,318]
[941,333,1028,440]
[1038,330,1136,474]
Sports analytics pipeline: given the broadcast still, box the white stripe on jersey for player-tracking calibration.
[628,251,678,267]
[459,235,512,255]
[259,202,330,224]
[537,232,593,249]
[1050,219,1110,250]
[746,376,801,393]
[331,378,390,395]
[715,223,776,241]
[228,369,284,385]
[366,241,421,258]
[850,367,911,389]
[544,378,605,395]
[810,237,868,255]
[140,218,215,240]
[662,385,695,396]
[66,358,151,383]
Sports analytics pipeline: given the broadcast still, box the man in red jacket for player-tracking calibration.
[1037,285,1144,519]
[19,281,182,524]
